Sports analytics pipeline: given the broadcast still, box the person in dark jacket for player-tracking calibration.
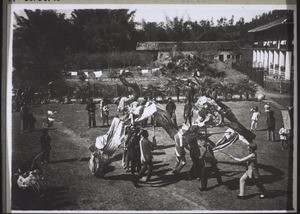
[86,98,96,128]
[186,128,202,180]
[136,130,157,182]
[199,140,222,191]
[40,129,51,164]
[230,143,268,199]
[20,103,29,133]
[266,110,276,142]
[128,126,141,175]
[184,100,193,126]
[187,83,196,103]
[166,97,177,126]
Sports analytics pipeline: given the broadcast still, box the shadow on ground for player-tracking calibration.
[12,185,74,210]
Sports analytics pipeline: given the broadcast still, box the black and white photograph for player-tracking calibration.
[3,1,297,213]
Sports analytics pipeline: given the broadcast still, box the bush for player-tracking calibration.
[65,51,153,70]
[107,69,119,79]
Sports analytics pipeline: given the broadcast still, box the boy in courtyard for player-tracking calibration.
[102,103,110,126]
[250,106,261,131]
[279,123,288,150]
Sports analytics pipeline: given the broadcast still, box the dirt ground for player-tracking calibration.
[10,100,294,211]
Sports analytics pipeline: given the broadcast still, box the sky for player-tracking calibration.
[12,4,293,24]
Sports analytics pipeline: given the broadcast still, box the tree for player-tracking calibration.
[13,9,73,88]
[140,20,168,41]
[70,9,137,53]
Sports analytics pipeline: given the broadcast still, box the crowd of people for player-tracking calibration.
[249,102,292,150]
[15,81,293,201]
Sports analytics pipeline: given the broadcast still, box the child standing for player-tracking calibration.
[250,106,261,131]
[279,124,288,150]
[102,104,110,126]
[28,112,36,131]
[40,129,51,164]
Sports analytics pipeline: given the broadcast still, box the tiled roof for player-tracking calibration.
[248,17,293,33]
[136,41,239,51]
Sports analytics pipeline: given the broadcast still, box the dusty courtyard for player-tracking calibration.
[10,100,294,211]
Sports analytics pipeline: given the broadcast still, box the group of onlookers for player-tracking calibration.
[249,102,291,150]
[86,97,110,128]
[19,102,53,165]
[121,125,157,182]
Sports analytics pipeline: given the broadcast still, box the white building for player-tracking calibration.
[136,41,241,63]
[248,17,294,80]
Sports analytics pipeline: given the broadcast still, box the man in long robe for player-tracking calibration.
[173,124,189,174]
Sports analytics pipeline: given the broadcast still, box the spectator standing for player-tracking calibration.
[250,106,261,131]
[266,110,276,142]
[136,130,157,182]
[28,112,36,131]
[230,143,268,199]
[187,83,196,103]
[86,98,96,128]
[102,104,110,126]
[40,129,52,164]
[279,124,288,150]
[20,103,29,133]
[186,128,202,180]
[128,126,141,175]
[166,97,177,126]
[184,100,193,126]
[121,126,131,171]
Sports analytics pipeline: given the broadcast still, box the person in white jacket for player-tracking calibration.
[279,124,288,150]
[230,143,268,199]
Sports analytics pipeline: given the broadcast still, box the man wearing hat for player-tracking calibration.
[230,143,268,199]
[187,83,196,103]
[173,124,189,174]
[86,98,97,128]
[166,97,177,126]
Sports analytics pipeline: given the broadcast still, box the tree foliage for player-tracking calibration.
[12,9,293,90]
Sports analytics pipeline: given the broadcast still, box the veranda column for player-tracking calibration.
[268,50,274,75]
[278,51,285,78]
[260,50,265,68]
[274,51,279,76]
[285,51,292,80]
[256,50,261,68]
[253,50,257,67]
[264,50,269,70]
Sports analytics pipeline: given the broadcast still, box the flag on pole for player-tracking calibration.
[213,128,249,152]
